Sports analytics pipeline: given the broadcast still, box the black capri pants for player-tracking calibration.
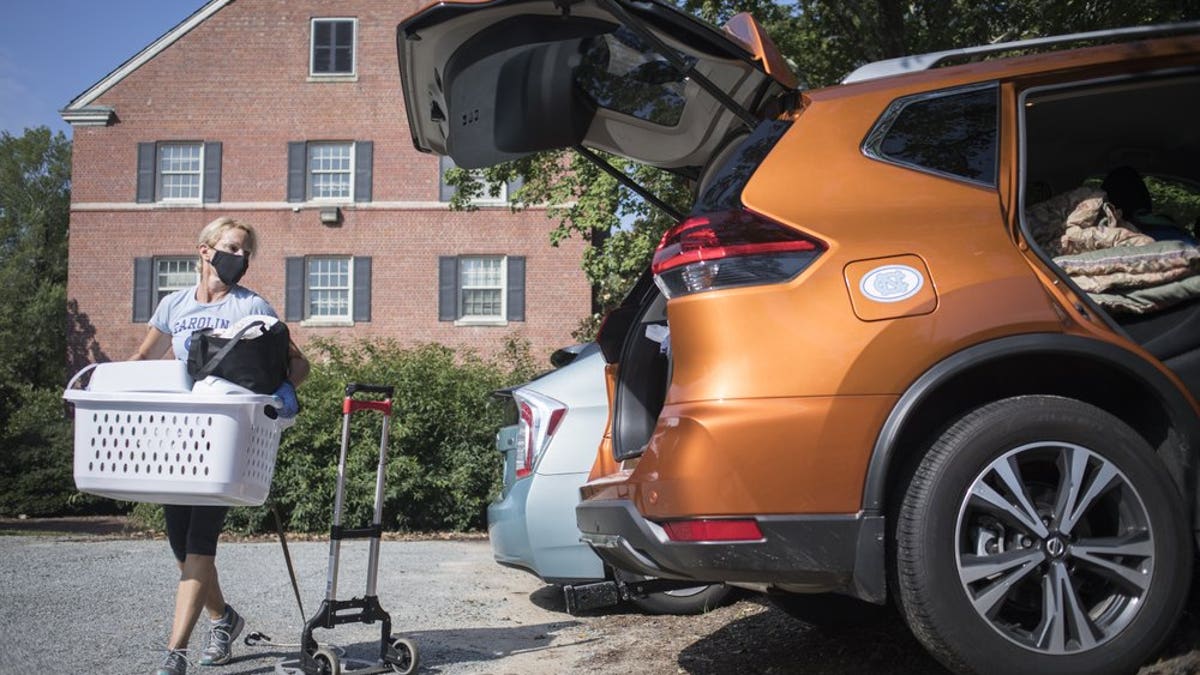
[164,505,230,562]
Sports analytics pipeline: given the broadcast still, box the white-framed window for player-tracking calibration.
[459,256,506,320]
[155,257,198,303]
[438,155,510,205]
[306,256,352,320]
[156,143,203,202]
[307,142,354,201]
[310,18,357,76]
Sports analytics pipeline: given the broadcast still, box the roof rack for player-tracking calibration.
[842,20,1200,84]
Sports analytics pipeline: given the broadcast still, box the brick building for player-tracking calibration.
[60,0,591,368]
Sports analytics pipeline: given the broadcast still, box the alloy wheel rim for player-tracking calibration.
[954,441,1154,654]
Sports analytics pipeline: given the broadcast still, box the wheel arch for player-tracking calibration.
[864,333,1199,538]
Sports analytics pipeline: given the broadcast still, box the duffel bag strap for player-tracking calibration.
[193,320,266,382]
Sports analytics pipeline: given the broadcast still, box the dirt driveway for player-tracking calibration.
[3,518,1198,674]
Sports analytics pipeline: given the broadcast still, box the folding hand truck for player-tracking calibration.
[298,383,418,675]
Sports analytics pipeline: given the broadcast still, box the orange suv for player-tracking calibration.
[398,3,1200,673]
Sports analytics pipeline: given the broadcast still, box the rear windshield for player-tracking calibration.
[575,27,696,127]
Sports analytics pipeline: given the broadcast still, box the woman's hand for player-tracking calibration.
[272,381,300,418]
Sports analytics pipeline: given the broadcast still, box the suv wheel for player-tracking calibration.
[896,395,1191,675]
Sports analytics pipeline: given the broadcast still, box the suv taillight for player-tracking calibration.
[652,208,824,298]
[514,391,566,479]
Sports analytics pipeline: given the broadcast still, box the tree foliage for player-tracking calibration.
[0,127,77,516]
[444,0,1200,338]
[782,0,1200,88]
[0,127,71,393]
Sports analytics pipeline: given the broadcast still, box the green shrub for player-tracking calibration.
[220,337,534,534]
[0,384,121,517]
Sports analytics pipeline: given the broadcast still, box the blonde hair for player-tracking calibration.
[197,217,258,259]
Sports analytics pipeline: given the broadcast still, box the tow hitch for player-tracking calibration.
[563,577,705,614]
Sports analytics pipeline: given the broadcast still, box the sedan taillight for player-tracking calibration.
[514,391,566,479]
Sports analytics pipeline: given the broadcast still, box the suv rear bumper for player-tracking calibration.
[576,499,886,603]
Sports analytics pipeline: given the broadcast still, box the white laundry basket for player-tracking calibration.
[63,362,292,506]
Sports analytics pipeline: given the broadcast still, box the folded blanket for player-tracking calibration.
[1032,188,1200,314]
[1090,274,1200,315]
[1053,241,1200,293]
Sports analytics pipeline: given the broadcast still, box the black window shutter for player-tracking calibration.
[438,256,458,321]
[203,141,222,203]
[353,256,371,322]
[506,256,526,322]
[136,142,156,203]
[132,257,154,322]
[438,155,456,202]
[285,257,305,321]
[287,142,307,202]
[354,141,373,202]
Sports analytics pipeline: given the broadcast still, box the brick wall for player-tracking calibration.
[67,0,592,367]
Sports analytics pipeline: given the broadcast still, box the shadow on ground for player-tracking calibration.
[676,598,947,675]
[673,572,1200,675]
[228,620,591,674]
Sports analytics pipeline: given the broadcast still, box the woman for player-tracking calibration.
[132,217,309,675]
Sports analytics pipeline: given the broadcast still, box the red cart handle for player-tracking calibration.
[343,382,394,415]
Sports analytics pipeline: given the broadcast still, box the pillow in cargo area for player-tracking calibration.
[1027,186,1154,256]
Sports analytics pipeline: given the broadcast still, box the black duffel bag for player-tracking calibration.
[186,319,290,394]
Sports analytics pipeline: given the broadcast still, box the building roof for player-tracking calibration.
[59,0,231,123]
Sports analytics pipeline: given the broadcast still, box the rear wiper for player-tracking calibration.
[592,0,759,128]
[574,145,686,222]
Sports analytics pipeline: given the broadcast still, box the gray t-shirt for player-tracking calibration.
[149,285,277,360]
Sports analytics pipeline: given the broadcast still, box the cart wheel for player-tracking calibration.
[314,647,341,675]
[388,637,419,675]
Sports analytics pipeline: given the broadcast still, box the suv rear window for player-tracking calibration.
[865,84,998,185]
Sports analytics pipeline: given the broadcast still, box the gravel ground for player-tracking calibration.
[2,525,1198,675]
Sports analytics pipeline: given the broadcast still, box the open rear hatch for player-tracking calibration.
[396,0,795,173]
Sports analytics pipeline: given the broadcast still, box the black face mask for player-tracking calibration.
[209,249,249,286]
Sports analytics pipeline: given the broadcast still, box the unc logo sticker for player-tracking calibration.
[860,265,924,303]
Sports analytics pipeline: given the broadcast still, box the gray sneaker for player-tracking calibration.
[156,649,188,675]
[199,605,244,666]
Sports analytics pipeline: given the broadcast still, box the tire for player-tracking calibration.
[388,637,419,675]
[313,647,341,675]
[630,583,735,615]
[770,592,895,629]
[895,395,1192,675]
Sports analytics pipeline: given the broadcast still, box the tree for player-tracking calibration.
[444,1,1200,338]
[0,127,71,394]
[0,127,77,516]
[784,0,1200,89]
